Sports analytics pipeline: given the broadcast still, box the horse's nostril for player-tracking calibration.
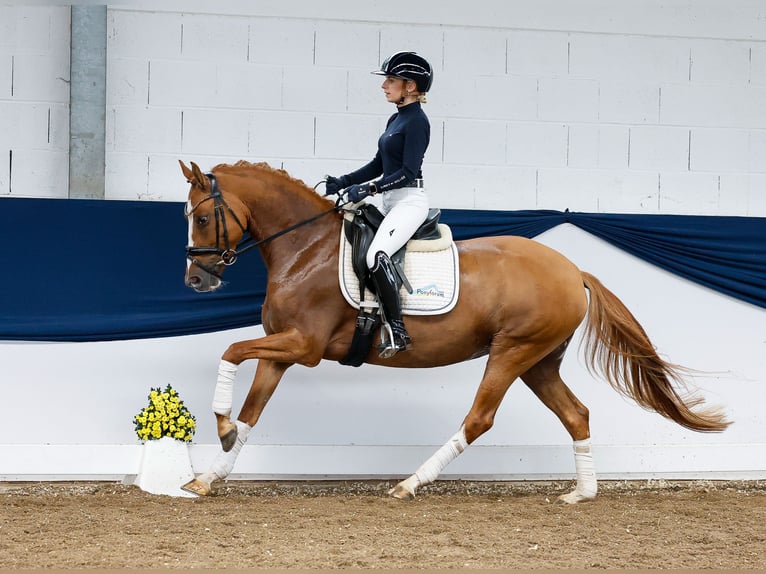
[188,275,202,287]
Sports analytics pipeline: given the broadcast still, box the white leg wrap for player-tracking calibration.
[558,438,598,504]
[573,438,597,497]
[413,425,469,488]
[212,360,237,416]
[206,420,251,481]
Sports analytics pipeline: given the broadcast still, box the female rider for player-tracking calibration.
[326,51,433,356]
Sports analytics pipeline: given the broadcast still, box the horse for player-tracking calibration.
[179,159,730,502]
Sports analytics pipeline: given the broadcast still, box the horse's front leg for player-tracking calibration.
[182,328,318,496]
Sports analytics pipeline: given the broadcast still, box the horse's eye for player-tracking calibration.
[196,215,209,226]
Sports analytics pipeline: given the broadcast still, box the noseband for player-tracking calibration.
[186,173,345,279]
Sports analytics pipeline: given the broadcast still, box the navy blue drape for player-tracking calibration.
[1,198,763,341]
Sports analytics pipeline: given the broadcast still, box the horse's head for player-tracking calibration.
[180,160,249,293]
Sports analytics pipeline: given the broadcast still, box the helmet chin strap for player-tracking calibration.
[398,90,416,106]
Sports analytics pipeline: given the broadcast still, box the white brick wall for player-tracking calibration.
[2,3,766,215]
[0,6,70,198]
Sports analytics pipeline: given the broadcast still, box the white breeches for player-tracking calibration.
[365,186,429,268]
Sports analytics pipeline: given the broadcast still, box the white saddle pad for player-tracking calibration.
[338,223,460,316]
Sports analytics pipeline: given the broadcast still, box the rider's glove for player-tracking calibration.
[345,182,376,203]
[325,175,348,195]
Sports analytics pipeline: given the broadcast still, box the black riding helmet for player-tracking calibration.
[372,51,433,93]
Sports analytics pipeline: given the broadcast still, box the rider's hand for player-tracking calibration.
[325,175,347,195]
[344,182,376,203]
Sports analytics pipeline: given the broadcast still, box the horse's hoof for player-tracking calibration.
[387,484,415,500]
[181,478,211,497]
[219,425,238,452]
[557,490,596,504]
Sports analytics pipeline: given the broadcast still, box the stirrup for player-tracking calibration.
[378,321,412,358]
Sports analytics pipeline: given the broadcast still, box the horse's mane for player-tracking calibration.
[211,160,310,190]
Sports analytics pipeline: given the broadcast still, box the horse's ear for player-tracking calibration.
[179,160,195,184]
[179,160,207,188]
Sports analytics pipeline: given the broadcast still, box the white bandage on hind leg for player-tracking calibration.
[573,438,598,498]
[414,425,469,488]
[208,420,251,481]
[212,360,238,416]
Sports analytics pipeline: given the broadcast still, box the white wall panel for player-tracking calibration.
[599,83,659,124]
[568,124,629,170]
[315,113,383,160]
[314,20,380,69]
[689,40,751,85]
[249,111,315,159]
[147,59,218,108]
[506,122,568,167]
[181,108,250,156]
[690,128,750,173]
[472,76,538,121]
[106,57,148,106]
[108,10,181,59]
[248,18,316,66]
[443,28,507,75]
[658,172,721,214]
[443,118,506,166]
[748,130,766,172]
[569,35,689,83]
[180,14,249,62]
[538,77,599,123]
[110,1,766,42]
[628,126,689,170]
[215,62,283,110]
[591,171,660,213]
[0,148,8,195]
[109,106,181,153]
[10,149,68,198]
[0,102,49,149]
[11,54,69,102]
[536,168,614,212]
[660,84,766,129]
[0,6,68,54]
[719,173,766,216]
[0,54,11,97]
[148,154,188,201]
[282,65,347,112]
[105,152,148,200]
[506,30,568,78]
[751,45,766,85]
[426,163,537,210]
[424,70,472,118]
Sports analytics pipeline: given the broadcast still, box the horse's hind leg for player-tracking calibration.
[389,340,541,500]
[520,340,597,503]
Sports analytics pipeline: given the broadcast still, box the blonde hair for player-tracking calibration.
[417,94,428,104]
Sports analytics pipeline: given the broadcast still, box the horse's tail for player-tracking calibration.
[580,271,731,432]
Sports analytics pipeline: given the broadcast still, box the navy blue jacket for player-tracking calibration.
[343,102,430,192]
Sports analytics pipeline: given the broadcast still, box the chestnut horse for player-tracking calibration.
[179,160,730,501]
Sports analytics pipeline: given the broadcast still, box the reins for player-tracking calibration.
[186,173,348,277]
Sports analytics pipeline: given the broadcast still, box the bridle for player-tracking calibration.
[185,172,345,279]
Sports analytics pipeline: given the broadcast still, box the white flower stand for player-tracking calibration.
[133,437,197,498]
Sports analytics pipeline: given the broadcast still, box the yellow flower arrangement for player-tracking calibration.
[133,384,197,442]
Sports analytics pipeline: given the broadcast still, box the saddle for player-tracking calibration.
[343,204,442,295]
[339,204,448,367]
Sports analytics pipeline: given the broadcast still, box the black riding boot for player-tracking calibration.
[370,251,412,356]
